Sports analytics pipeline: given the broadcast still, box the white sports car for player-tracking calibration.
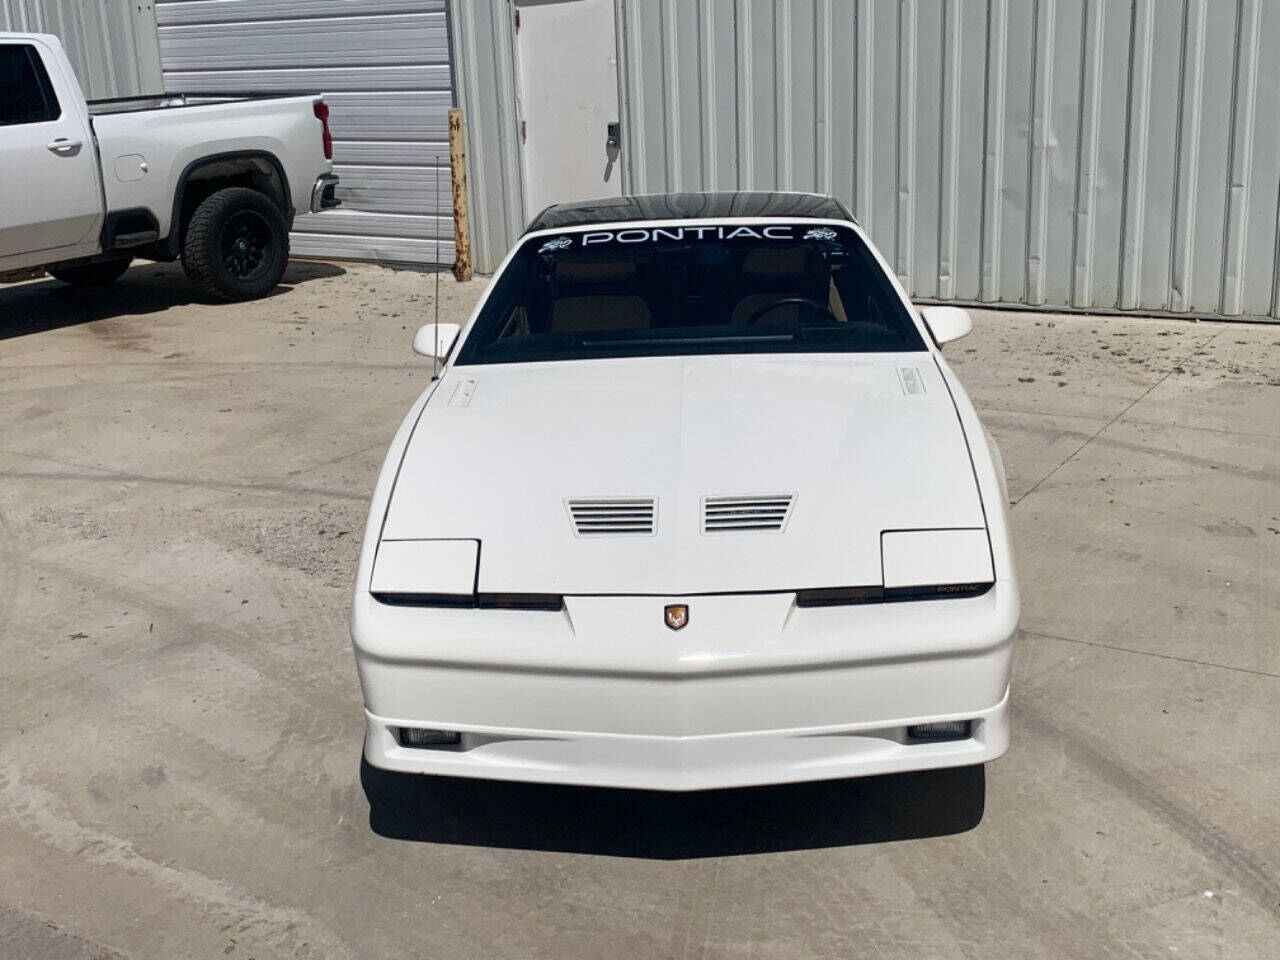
[352,192,1019,791]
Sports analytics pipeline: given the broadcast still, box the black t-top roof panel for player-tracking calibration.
[525,191,855,233]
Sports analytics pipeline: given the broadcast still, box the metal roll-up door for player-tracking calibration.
[155,0,454,265]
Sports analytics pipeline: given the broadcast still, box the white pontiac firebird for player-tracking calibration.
[352,191,1019,791]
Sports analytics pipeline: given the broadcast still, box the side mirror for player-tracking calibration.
[919,306,973,346]
[412,322,462,359]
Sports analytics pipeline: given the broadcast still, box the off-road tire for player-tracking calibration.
[182,187,289,302]
[47,258,132,286]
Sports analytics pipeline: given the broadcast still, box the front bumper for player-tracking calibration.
[364,692,1007,791]
[311,174,340,213]
[352,583,1018,791]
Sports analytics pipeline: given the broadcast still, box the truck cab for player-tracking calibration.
[0,35,105,267]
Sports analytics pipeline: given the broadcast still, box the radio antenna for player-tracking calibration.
[433,159,441,380]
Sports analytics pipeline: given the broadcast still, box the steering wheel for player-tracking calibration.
[743,297,833,325]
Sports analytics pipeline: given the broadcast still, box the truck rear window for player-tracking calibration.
[0,44,60,126]
[454,222,926,365]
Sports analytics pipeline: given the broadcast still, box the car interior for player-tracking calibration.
[509,243,900,336]
[469,231,924,362]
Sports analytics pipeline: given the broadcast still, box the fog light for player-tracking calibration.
[908,720,971,741]
[398,727,461,748]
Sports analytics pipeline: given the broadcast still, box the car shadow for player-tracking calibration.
[360,759,985,859]
[0,259,346,341]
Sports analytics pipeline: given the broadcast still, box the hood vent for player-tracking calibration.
[567,498,657,537]
[703,494,795,533]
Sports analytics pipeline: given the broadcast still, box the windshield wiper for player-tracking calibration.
[579,334,797,348]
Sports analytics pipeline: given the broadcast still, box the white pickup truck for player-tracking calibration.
[0,32,338,301]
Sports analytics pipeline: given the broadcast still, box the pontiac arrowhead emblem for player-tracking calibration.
[664,604,689,631]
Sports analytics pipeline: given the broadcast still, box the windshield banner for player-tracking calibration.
[538,225,841,253]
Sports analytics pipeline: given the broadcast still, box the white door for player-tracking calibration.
[0,40,102,261]
[513,0,623,218]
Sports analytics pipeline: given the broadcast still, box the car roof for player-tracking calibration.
[525,191,856,233]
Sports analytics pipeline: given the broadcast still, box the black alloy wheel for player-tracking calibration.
[221,209,274,283]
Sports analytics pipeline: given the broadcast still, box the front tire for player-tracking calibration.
[182,187,289,302]
[47,258,132,287]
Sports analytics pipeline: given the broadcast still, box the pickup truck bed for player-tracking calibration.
[87,93,288,114]
[1,33,338,301]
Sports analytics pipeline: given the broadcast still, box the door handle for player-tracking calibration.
[47,138,83,154]
[606,122,621,150]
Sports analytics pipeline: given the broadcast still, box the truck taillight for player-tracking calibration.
[314,100,333,160]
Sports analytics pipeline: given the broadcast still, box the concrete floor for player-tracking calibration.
[1,260,1277,960]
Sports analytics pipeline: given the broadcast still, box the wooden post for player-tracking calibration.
[448,108,473,281]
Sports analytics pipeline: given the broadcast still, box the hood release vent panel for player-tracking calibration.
[703,494,795,533]
[567,498,657,537]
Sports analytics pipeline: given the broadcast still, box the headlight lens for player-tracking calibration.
[795,582,991,607]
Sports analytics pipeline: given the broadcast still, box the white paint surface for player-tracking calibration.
[0,36,102,259]
[881,529,995,588]
[370,539,478,596]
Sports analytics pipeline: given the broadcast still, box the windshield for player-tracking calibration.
[454,222,926,365]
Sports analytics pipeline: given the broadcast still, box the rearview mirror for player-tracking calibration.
[412,322,461,359]
[919,306,973,346]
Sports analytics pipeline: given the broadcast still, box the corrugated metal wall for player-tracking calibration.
[616,0,1280,320]
[1,0,162,99]
[154,0,455,264]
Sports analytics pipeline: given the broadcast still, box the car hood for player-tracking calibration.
[381,353,987,594]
